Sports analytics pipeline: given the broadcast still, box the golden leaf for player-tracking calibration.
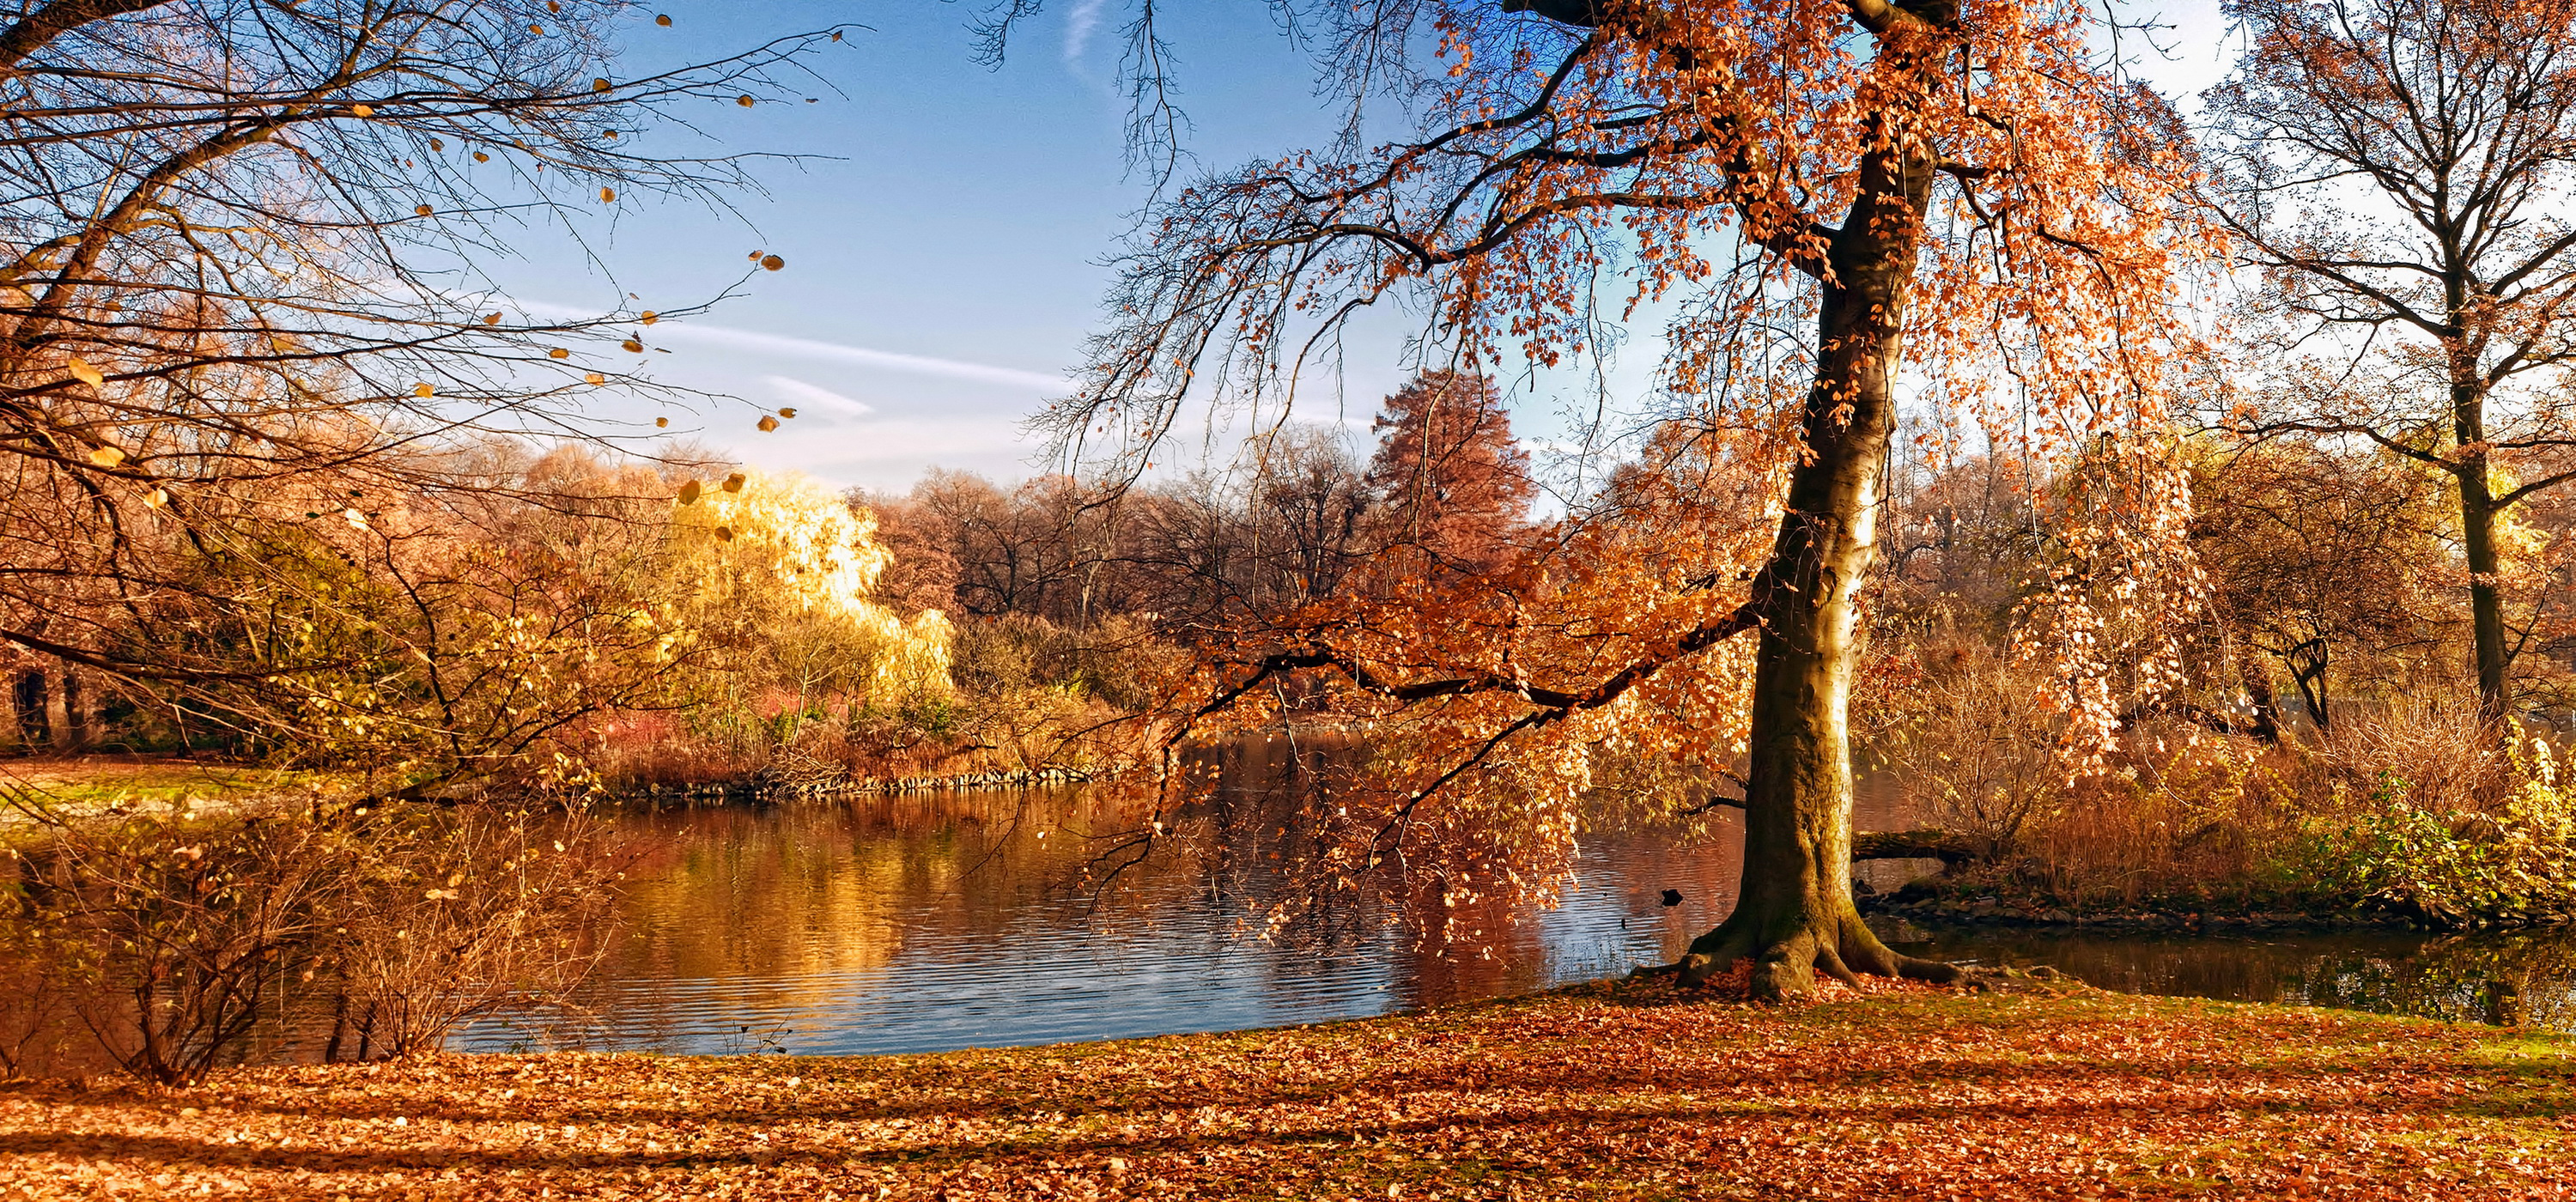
[737,94,756,107]
[600,187,616,203]
[415,203,433,216]
[655,416,670,428]
[144,488,168,508]
[622,338,644,353]
[593,77,611,92]
[714,525,734,541]
[757,414,780,432]
[429,137,443,151]
[584,372,605,385]
[639,311,658,325]
[67,356,102,386]
[677,480,702,505]
[528,24,544,34]
[761,254,785,271]
[655,13,672,25]
[413,383,434,397]
[483,313,501,325]
[548,347,570,359]
[473,151,490,162]
[722,472,746,493]
[777,407,797,418]
[350,103,374,117]
[88,445,125,468]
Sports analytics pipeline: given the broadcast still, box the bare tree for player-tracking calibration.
[2206,0,2576,719]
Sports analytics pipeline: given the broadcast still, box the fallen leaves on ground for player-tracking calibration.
[4,982,2573,1199]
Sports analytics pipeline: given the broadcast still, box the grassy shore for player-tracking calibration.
[0,755,349,816]
[4,978,2573,1200]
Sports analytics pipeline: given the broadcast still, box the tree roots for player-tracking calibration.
[1668,907,1962,1000]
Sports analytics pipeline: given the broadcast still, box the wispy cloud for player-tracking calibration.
[650,324,1064,392]
[1063,0,1108,64]
[763,374,873,415]
[504,298,1065,392]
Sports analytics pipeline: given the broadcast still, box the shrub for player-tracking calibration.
[4,794,348,1084]
[317,804,625,1063]
[0,787,623,1084]
[2276,744,2576,926]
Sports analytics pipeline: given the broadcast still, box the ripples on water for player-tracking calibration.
[461,749,2576,1056]
[21,744,2576,1077]
[459,746,1759,1056]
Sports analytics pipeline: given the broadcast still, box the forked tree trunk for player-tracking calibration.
[1675,144,1961,998]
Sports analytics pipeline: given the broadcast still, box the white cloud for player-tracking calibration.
[1064,0,1108,64]
[763,374,874,415]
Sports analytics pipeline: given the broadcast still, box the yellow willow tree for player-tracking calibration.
[668,469,953,732]
[1040,0,2211,998]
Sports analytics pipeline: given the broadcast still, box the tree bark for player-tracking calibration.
[2455,370,2510,723]
[1675,143,1960,998]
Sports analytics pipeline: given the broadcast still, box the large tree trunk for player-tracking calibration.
[2462,490,2506,717]
[1675,145,1960,999]
[2448,319,2511,725]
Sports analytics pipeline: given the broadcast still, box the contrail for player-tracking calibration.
[652,323,1065,392]
[507,297,1065,392]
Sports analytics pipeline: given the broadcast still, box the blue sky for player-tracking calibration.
[497,0,2237,492]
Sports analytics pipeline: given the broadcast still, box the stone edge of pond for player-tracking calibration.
[607,765,1097,806]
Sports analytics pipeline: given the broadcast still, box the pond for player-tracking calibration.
[459,762,1758,1056]
[459,745,2576,1056]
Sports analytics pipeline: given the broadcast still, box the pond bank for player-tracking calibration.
[6,981,2572,1199]
[1861,889,2410,933]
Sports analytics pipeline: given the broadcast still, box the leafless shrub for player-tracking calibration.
[4,788,347,1085]
[319,804,626,1063]
[1868,640,2068,857]
[1,785,623,1084]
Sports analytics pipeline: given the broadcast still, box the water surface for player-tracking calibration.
[461,762,2576,1055]
[461,778,1758,1055]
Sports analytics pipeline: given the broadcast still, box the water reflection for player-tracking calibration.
[459,754,2576,1058]
[461,765,1752,1056]
[1916,927,2576,1029]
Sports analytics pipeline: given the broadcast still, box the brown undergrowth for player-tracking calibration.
[3,985,2571,1199]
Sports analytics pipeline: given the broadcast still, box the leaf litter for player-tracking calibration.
[3,978,2573,1199]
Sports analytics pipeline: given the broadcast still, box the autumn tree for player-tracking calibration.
[2190,437,2454,732]
[1237,425,1379,613]
[1030,0,2206,996]
[0,0,846,741]
[2204,0,2576,720]
[1363,371,1535,581]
